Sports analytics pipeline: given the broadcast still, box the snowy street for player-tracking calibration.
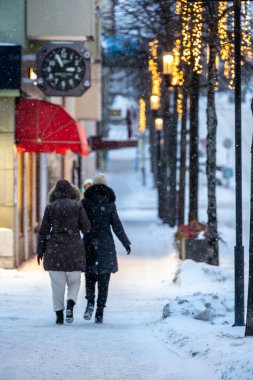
[1,98,253,379]
[0,144,216,380]
[1,1,253,379]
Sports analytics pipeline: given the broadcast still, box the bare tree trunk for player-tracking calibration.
[245,136,253,335]
[178,87,188,226]
[160,85,170,222]
[167,87,178,227]
[206,58,219,265]
[189,71,199,222]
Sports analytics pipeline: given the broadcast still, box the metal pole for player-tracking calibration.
[40,154,48,219]
[245,99,253,336]
[178,87,187,226]
[234,0,244,326]
[161,85,170,224]
[162,87,175,226]
[141,133,146,186]
[78,155,82,189]
[13,144,19,267]
[168,88,178,227]
[151,110,158,187]
[157,129,162,219]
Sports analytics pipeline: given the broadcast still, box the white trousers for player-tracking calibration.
[49,271,81,312]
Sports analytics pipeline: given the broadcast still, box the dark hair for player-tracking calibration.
[51,180,77,201]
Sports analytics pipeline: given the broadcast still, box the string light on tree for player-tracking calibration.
[241,0,252,62]
[218,0,252,90]
[192,1,203,74]
[176,0,182,16]
[179,0,203,74]
[172,39,184,86]
[181,0,192,67]
[218,1,230,61]
[177,89,183,121]
[138,98,146,134]
[206,44,220,91]
[218,2,234,89]
[149,40,162,100]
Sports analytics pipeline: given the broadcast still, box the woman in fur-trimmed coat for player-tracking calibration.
[82,173,131,324]
[37,179,91,325]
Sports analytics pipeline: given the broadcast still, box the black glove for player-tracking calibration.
[126,246,131,255]
[37,253,43,265]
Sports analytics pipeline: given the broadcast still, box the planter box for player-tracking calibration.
[179,237,210,263]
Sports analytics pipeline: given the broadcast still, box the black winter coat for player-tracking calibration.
[82,184,130,274]
[37,185,91,272]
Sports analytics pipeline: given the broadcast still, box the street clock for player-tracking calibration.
[36,42,91,96]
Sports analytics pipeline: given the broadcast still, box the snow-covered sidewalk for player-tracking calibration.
[1,94,253,380]
[0,146,216,380]
[0,257,215,380]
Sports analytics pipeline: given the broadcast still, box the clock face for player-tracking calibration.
[41,47,86,91]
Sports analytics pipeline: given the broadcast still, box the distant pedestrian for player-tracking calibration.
[126,108,133,139]
[81,173,131,323]
[37,179,91,325]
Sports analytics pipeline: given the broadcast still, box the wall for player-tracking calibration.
[0,0,25,45]
[79,120,97,185]
[0,97,15,267]
[27,0,95,40]
[0,0,101,268]
[0,0,25,268]
[0,98,15,227]
[76,64,101,121]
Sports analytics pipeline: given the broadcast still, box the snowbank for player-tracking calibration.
[153,259,252,380]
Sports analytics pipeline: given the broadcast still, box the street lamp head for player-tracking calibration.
[162,52,174,87]
[150,95,160,111]
[163,52,174,75]
[155,117,163,131]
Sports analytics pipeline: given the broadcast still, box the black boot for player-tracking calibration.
[66,299,75,323]
[83,301,94,320]
[56,310,64,325]
[95,307,104,324]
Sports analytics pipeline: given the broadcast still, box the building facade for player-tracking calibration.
[0,0,101,268]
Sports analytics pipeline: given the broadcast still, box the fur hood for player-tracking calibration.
[84,184,116,203]
[48,180,81,203]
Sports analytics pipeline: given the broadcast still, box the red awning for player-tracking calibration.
[15,98,89,155]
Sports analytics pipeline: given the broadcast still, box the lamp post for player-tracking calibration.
[155,117,164,131]
[155,116,164,220]
[245,98,253,336]
[234,0,244,327]
[162,51,177,227]
[150,94,160,187]
[162,52,174,87]
[150,95,160,117]
[139,98,146,186]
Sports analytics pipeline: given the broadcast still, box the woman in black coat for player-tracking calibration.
[37,180,91,325]
[82,174,131,323]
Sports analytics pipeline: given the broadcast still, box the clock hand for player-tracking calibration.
[66,67,75,72]
[55,54,64,68]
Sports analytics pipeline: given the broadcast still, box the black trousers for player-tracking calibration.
[85,273,111,309]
